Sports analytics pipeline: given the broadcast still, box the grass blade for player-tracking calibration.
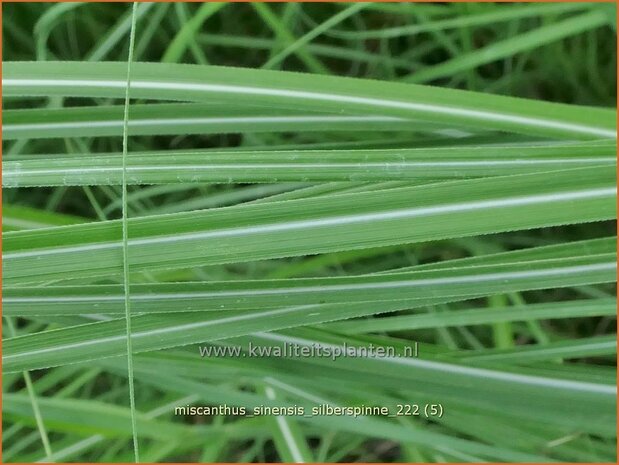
[120,3,139,462]
[4,318,53,462]
[4,61,615,139]
[4,141,615,186]
[326,298,617,334]
[3,254,615,316]
[4,167,615,284]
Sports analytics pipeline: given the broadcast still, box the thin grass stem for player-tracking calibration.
[121,2,140,463]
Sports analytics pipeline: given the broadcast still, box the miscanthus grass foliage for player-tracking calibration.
[2,2,617,463]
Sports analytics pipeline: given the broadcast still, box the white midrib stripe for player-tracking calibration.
[5,159,616,177]
[4,115,405,132]
[468,339,617,361]
[5,305,614,395]
[264,386,305,463]
[3,78,616,138]
[3,305,314,361]
[3,262,614,304]
[253,333,616,396]
[4,187,615,260]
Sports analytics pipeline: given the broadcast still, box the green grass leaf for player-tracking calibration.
[4,167,615,284]
[4,141,615,186]
[4,61,616,139]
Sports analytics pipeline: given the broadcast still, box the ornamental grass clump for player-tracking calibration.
[2,2,617,463]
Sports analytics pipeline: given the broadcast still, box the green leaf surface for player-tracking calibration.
[327,298,617,334]
[4,167,616,284]
[4,141,615,186]
[2,394,202,440]
[4,61,616,139]
[3,103,428,140]
[3,254,614,316]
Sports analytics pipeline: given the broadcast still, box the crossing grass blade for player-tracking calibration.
[120,3,140,462]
